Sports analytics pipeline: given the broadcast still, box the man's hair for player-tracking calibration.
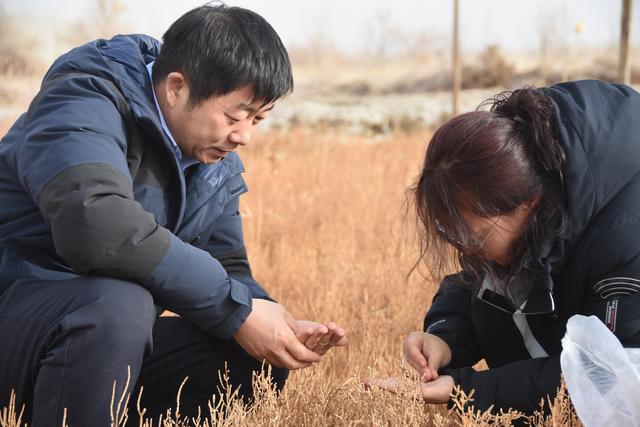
[152,3,293,106]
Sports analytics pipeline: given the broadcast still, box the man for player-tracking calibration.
[0,4,347,425]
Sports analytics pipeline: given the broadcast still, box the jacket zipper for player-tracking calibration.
[179,171,243,232]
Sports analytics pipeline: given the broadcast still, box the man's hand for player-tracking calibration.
[403,332,452,381]
[233,299,322,369]
[363,375,454,404]
[295,320,349,355]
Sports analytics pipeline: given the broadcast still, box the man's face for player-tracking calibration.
[160,73,274,164]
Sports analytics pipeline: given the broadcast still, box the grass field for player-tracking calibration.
[227,128,580,427]
[0,127,581,426]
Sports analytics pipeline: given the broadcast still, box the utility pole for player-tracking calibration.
[619,0,633,84]
[452,0,461,116]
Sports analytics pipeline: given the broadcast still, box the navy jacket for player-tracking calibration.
[0,35,270,339]
[424,80,640,414]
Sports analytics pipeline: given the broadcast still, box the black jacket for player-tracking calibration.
[424,80,640,414]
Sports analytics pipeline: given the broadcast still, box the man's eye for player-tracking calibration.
[225,114,240,124]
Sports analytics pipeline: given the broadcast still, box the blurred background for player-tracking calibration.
[1,0,638,134]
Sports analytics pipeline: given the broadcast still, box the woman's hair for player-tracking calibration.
[410,87,568,284]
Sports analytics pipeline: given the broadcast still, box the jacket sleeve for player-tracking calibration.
[443,355,561,415]
[15,74,252,338]
[444,219,640,415]
[423,272,483,368]
[580,219,640,346]
[203,194,273,301]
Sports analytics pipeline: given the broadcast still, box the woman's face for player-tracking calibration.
[461,203,536,265]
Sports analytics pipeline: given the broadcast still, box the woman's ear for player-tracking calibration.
[521,193,542,213]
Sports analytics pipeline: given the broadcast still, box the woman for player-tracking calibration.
[373,80,640,414]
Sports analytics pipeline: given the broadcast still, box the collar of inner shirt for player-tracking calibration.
[146,61,199,171]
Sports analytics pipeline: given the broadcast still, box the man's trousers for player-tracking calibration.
[0,276,288,426]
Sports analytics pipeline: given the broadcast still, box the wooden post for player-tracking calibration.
[619,0,633,84]
[452,0,461,116]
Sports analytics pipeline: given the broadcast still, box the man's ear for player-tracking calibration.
[163,72,189,108]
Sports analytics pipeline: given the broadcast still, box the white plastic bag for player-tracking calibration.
[560,314,640,427]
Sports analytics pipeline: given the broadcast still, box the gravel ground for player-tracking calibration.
[4,80,638,137]
[1,85,496,137]
[263,88,499,135]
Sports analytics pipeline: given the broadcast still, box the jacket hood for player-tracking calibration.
[515,80,640,313]
[543,81,640,266]
[43,34,162,133]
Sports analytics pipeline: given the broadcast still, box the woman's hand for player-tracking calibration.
[403,332,452,381]
[363,375,455,404]
[295,320,349,355]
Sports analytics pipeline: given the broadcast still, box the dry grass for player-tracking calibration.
[0,127,581,425]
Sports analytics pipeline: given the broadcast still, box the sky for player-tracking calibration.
[4,0,639,54]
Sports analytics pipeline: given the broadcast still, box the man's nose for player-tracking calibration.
[229,121,252,146]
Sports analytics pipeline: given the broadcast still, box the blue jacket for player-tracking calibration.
[0,35,270,338]
[424,80,640,414]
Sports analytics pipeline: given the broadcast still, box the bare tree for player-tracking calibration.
[537,9,565,85]
[92,0,127,38]
[364,8,424,61]
[60,0,128,46]
[0,0,35,74]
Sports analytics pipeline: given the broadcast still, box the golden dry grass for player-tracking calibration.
[0,127,581,426]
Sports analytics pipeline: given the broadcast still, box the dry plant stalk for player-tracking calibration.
[0,391,24,427]
[110,365,132,427]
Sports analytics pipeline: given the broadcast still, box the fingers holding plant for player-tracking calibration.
[402,332,452,381]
